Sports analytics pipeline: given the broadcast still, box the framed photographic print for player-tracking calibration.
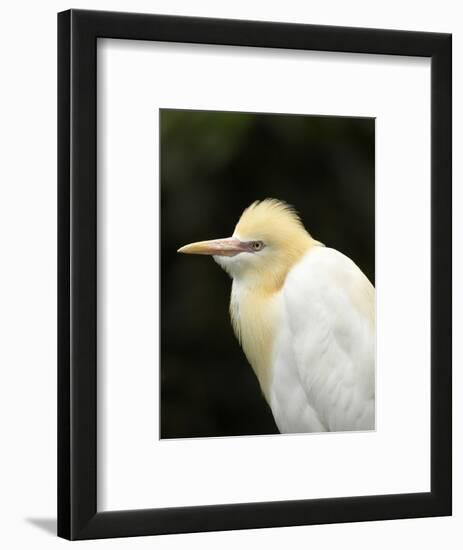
[58,9,452,540]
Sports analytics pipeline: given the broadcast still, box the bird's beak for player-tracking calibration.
[177,237,244,257]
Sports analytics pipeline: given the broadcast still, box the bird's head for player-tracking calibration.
[178,199,319,291]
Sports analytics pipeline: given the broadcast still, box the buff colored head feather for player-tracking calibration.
[235,199,305,244]
[178,198,322,291]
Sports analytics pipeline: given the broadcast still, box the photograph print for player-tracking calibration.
[160,108,375,439]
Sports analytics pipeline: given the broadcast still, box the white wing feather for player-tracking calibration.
[269,246,375,433]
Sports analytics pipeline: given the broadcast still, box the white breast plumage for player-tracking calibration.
[268,246,375,433]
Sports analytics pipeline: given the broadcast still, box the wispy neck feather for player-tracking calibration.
[226,199,324,397]
[229,242,320,401]
[230,283,280,401]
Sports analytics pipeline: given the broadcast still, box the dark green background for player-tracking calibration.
[160,109,375,439]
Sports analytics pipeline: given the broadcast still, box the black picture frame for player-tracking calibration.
[58,9,452,540]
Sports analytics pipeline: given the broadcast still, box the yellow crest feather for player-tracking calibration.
[235,199,305,240]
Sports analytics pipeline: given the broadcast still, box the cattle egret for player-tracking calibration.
[178,199,375,433]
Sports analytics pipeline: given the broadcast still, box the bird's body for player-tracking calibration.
[178,199,375,433]
[272,246,374,432]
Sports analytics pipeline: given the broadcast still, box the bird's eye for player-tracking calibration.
[252,241,264,251]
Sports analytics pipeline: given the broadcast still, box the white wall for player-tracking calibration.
[0,1,459,548]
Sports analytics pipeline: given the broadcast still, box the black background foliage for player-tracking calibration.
[160,109,375,439]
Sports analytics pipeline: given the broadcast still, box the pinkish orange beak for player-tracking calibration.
[177,237,245,257]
